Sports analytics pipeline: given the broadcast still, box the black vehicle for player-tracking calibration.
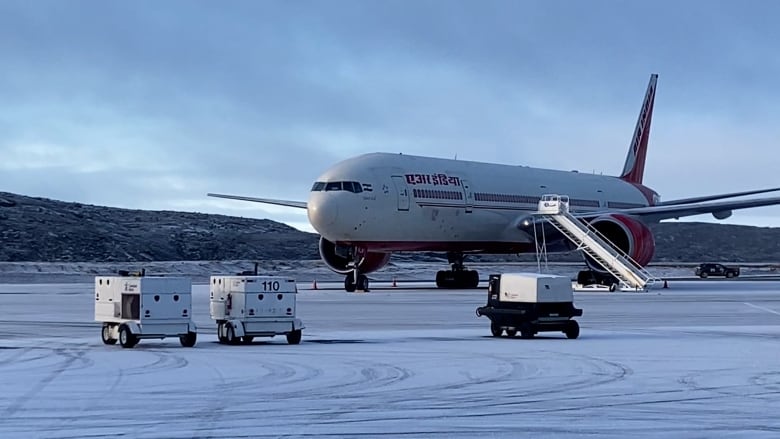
[694,263,740,278]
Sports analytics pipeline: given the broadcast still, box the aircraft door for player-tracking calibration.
[391,176,410,211]
[461,179,473,213]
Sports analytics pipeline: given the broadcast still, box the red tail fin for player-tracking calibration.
[620,74,658,184]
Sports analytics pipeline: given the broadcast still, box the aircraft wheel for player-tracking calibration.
[435,271,446,288]
[357,274,369,291]
[436,270,456,288]
[467,270,479,288]
[344,274,357,292]
[490,323,503,337]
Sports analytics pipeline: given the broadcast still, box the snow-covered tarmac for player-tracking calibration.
[1,280,780,438]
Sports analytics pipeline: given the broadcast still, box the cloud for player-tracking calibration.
[0,0,778,231]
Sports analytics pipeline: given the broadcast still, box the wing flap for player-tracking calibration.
[606,196,780,222]
[658,187,780,206]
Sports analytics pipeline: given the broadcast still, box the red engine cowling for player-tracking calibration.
[585,214,655,271]
[318,237,391,274]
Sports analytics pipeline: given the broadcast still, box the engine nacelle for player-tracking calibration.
[585,214,655,271]
[712,210,732,220]
[318,237,391,274]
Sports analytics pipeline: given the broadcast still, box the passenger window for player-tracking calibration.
[325,182,342,191]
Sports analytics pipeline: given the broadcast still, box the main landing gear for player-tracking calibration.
[435,252,479,289]
[577,270,620,291]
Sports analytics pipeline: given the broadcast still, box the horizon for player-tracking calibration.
[2,189,778,235]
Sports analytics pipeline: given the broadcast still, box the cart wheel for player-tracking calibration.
[609,283,618,292]
[241,336,254,344]
[217,323,226,344]
[179,331,197,347]
[490,323,503,337]
[520,323,534,339]
[225,324,238,345]
[286,329,302,345]
[101,324,117,345]
[564,320,580,339]
[505,328,518,338]
[119,324,138,349]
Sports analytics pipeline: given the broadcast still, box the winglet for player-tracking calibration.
[620,74,658,185]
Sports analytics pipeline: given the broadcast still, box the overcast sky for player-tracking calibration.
[1,0,779,232]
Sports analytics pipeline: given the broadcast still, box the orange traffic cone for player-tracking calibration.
[392,277,397,287]
[312,279,318,290]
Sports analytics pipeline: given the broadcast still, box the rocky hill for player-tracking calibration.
[0,192,318,262]
[0,191,778,263]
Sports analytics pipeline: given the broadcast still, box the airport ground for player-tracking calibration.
[1,278,779,437]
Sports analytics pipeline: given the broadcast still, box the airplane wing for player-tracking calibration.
[595,196,780,223]
[207,193,307,209]
[658,187,780,206]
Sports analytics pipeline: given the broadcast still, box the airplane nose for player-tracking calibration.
[307,194,339,233]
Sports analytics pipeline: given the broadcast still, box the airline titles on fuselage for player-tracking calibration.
[404,173,462,186]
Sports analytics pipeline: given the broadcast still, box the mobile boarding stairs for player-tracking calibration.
[536,195,659,291]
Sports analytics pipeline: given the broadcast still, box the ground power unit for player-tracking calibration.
[95,274,197,348]
[476,273,582,339]
[210,276,304,345]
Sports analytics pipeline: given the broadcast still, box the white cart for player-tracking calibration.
[476,273,582,339]
[95,275,197,348]
[210,276,304,345]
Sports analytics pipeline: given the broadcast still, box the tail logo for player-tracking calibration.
[621,74,658,184]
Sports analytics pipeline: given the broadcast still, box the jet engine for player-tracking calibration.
[318,237,391,274]
[584,214,655,271]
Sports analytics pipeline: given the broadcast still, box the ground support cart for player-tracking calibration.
[476,273,582,339]
[95,274,197,348]
[210,275,304,345]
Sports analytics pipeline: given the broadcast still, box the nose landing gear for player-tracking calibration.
[344,271,369,292]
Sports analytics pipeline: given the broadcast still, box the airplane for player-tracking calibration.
[209,74,780,292]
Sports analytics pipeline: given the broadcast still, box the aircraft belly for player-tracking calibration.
[354,205,528,244]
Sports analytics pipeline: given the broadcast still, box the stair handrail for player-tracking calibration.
[536,194,660,289]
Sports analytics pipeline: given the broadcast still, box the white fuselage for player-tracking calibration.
[307,153,654,253]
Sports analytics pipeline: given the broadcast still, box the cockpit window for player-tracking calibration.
[343,181,363,193]
[312,181,365,193]
[325,182,343,191]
